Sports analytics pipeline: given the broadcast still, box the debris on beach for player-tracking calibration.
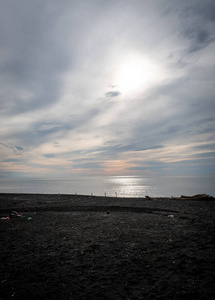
[180,194,212,199]
[1,217,10,220]
[1,211,23,220]
[10,211,23,218]
[1,211,26,220]
[145,194,213,200]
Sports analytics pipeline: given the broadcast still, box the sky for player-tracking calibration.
[0,0,215,178]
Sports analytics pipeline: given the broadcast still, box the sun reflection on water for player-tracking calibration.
[104,176,152,197]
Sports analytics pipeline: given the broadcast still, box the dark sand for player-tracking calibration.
[1,193,215,299]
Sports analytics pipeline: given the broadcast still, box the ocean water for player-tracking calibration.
[0,175,214,198]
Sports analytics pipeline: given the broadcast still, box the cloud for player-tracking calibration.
[183,27,215,53]
[43,154,56,159]
[38,123,64,132]
[0,0,215,177]
[105,91,121,98]
[127,160,167,172]
[193,143,215,151]
[72,162,103,170]
[0,142,24,153]
[193,152,215,158]
[0,0,75,115]
[178,1,215,53]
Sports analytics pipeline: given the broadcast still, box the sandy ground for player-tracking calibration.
[0,193,215,299]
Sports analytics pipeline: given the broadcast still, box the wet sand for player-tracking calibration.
[1,193,215,299]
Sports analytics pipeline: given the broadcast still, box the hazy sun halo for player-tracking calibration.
[114,55,164,94]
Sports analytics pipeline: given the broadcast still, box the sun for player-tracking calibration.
[113,54,164,95]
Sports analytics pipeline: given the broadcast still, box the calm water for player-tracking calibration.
[0,175,214,197]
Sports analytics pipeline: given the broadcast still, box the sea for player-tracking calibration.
[0,175,214,198]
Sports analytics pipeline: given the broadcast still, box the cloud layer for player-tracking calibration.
[0,0,215,177]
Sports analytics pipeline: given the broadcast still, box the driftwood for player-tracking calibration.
[145,194,214,200]
[180,194,210,199]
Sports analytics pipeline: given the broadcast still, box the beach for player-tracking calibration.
[1,193,215,299]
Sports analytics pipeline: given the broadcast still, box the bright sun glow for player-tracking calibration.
[114,55,165,94]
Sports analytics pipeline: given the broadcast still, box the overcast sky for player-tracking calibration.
[0,0,215,178]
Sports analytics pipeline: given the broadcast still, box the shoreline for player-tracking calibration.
[1,193,215,299]
[0,192,214,200]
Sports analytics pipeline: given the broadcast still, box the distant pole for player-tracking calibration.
[105,192,106,197]
[115,192,117,197]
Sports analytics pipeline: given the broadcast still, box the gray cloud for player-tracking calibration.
[43,154,56,159]
[128,161,167,172]
[72,162,103,170]
[38,123,64,132]
[193,143,215,151]
[183,27,215,53]
[0,1,75,115]
[179,1,215,53]
[105,91,121,98]
[0,142,24,153]
[193,152,215,158]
